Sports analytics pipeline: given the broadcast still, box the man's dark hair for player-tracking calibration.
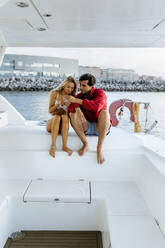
[79,73,96,86]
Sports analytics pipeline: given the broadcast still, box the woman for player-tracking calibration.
[46,76,78,158]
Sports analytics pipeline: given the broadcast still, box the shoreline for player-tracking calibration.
[1,77,165,92]
[1,89,165,92]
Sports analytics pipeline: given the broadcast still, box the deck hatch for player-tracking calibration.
[23,179,91,203]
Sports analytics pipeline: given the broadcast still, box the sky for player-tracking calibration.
[6,47,165,78]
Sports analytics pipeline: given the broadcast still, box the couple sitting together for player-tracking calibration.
[46,73,111,164]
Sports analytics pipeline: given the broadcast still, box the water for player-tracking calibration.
[1,91,165,140]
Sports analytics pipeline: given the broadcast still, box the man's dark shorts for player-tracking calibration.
[85,121,111,136]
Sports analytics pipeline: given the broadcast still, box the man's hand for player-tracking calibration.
[63,95,75,103]
[63,96,83,105]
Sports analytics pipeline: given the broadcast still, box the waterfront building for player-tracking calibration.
[101,68,139,81]
[0,54,78,78]
[79,66,101,79]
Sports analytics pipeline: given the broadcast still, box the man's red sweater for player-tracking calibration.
[68,87,107,122]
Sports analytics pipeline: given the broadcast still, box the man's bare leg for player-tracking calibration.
[69,108,89,156]
[96,110,110,164]
[47,115,61,158]
[61,114,72,156]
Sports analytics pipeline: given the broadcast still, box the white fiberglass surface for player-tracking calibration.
[0,198,12,248]
[0,150,144,181]
[8,197,107,231]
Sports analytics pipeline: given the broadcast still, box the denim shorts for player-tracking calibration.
[85,122,111,136]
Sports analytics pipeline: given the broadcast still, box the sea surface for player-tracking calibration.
[1,91,165,140]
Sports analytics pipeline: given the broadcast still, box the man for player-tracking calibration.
[64,73,111,164]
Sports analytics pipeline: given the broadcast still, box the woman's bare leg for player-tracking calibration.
[47,115,61,157]
[61,114,72,156]
[46,119,52,133]
[69,108,89,156]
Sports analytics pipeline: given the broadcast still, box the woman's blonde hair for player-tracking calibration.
[52,76,78,96]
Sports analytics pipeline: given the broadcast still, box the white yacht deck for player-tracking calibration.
[0,95,165,247]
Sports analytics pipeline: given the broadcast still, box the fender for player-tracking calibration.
[109,99,134,127]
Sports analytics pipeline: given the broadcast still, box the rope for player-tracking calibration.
[118,100,128,121]
[144,103,150,129]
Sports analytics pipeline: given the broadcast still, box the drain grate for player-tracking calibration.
[4,230,103,248]
[10,231,25,241]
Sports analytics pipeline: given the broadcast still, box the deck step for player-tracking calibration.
[4,230,103,248]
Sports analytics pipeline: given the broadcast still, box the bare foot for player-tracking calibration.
[62,146,73,156]
[97,148,105,164]
[49,145,56,158]
[78,144,89,156]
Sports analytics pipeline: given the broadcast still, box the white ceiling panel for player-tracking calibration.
[0,0,47,29]
[0,18,34,32]
[0,31,6,44]
[0,0,165,47]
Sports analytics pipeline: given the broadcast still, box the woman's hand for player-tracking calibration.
[62,96,71,107]
[64,101,71,107]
